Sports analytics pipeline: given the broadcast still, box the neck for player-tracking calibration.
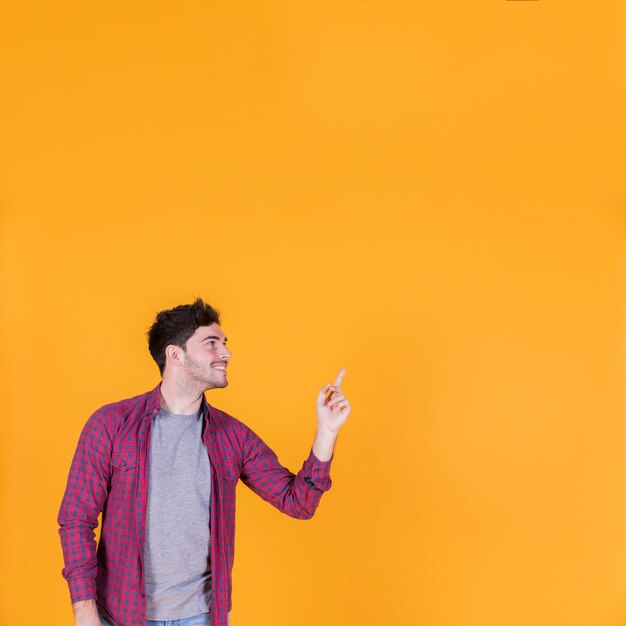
[159,376,205,415]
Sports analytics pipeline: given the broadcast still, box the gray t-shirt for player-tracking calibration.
[144,405,212,620]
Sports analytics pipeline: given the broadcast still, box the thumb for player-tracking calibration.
[317,384,332,403]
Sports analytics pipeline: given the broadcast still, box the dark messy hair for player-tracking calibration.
[147,297,222,376]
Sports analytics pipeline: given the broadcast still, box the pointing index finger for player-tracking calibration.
[333,368,346,387]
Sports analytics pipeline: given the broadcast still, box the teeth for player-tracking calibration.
[213,366,226,371]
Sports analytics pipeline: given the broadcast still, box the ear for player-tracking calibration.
[165,344,184,368]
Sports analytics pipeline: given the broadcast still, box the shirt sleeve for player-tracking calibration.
[57,408,113,603]
[238,424,333,520]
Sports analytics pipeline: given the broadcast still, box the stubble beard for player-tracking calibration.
[185,354,228,391]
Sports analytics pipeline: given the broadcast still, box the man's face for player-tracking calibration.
[178,323,232,390]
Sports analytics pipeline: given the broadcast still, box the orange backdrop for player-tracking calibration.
[1,2,625,625]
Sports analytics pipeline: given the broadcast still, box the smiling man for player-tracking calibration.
[58,298,351,626]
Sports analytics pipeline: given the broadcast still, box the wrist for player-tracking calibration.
[315,426,338,444]
[312,427,338,462]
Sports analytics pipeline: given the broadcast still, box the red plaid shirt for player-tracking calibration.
[58,382,333,626]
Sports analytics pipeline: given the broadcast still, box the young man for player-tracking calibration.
[58,298,351,626]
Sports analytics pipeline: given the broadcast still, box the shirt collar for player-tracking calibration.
[143,381,210,420]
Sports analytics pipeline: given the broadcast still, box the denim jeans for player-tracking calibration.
[98,611,230,626]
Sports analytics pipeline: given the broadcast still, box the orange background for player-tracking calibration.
[1,2,626,625]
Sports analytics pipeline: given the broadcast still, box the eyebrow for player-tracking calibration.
[201,335,228,343]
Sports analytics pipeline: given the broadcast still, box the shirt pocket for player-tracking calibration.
[216,464,239,515]
[110,451,138,480]
[217,464,239,482]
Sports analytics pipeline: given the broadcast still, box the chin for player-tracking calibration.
[207,378,228,389]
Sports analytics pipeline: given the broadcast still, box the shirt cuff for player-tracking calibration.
[301,447,333,491]
[68,577,97,604]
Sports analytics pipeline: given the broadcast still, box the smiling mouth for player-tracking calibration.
[212,366,227,372]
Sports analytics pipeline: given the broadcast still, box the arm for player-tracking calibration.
[72,600,102,626]
[240,368,351,519]
[239,425,334,520]
[312,425,339,463]
[57,408,112,618]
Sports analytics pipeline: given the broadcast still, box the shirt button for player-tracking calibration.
[121,461,126,466]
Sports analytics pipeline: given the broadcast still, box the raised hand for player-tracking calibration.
[316,368,351,434]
